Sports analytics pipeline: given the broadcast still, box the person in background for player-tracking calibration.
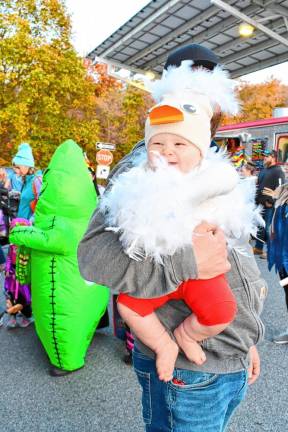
[3,143,42,329]
[264,183,288,343]
[241,161,257,182]
[11,143,42,220]
[254,149,285,259]
[0,168,11,190]
[0,169,10,240]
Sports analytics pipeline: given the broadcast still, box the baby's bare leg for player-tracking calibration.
[174,314,229,364]
[118,303,178,382]
[174,315,206,365]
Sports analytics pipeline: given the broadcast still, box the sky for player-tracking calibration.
[64,0,288,85]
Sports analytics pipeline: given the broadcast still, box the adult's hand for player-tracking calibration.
[262,187,275,198]
[248,345,260,385]
[192,222,230,279]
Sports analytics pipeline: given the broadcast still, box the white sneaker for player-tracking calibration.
[273,331,288,344]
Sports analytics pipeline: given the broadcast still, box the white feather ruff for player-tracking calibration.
[100,151,263,263]
[147,61,239,115]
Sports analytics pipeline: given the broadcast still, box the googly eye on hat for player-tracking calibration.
[182,104,197,113]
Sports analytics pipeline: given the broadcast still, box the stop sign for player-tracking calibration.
[96,149,113,166]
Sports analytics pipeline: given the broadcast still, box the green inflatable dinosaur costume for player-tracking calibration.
[10,140,109,372]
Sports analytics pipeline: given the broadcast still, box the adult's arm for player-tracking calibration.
[77,209,230,297]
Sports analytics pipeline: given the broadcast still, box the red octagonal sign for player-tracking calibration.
[96,149,113,166]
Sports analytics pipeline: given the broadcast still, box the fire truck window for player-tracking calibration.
[277,136,288,163]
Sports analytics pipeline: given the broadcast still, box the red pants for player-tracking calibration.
[118,275,237,326]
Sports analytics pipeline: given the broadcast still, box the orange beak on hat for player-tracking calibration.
[149,105,184,125]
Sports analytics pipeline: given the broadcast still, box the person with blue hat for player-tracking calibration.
[12,143,42,220]
[3,143,42,329]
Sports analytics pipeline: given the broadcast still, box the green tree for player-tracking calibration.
[0,0,100,166]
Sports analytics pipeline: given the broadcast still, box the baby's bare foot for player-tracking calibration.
[174,325,206,365]
[155,339,179,382]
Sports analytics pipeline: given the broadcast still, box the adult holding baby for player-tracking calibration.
[78,45,266,432]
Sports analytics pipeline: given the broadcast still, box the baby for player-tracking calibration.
[100,90,260,382]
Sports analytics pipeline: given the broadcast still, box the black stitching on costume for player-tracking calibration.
[12,228,45,237]
[39,181,48,197]
[47,216,56,230]
[49,256,63,369]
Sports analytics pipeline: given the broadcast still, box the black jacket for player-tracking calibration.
[256,165,285,207]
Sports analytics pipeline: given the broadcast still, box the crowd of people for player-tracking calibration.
[0,42,287,432]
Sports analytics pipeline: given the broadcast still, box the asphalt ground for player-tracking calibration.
[1,255,288,432]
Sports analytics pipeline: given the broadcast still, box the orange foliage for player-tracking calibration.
[222,79,288,125]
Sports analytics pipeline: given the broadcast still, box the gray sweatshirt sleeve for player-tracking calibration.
[77,208,198,297]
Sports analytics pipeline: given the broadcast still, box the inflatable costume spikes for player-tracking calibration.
[10,140,109,371]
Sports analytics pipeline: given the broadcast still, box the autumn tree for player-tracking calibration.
[222,78,288,125]
[0,0,100,166]
[92,66,152,165]
[116,85,152,162]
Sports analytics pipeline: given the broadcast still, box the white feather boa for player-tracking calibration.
[100,151,263,263]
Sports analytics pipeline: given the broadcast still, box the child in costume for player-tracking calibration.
[100,63,262,382]
[4,218,32,328]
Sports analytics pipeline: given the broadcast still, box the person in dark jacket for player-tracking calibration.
[254,149,285,258]
[264,183,288,343]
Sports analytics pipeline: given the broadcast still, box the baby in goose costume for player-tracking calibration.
[101,64,262,382]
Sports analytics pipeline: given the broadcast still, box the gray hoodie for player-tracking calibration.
[78,142,267,374]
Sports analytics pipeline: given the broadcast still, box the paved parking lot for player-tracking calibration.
[1,256,288,432]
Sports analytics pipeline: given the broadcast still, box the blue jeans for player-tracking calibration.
[255,207,274,251]
[133,347,248,432]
